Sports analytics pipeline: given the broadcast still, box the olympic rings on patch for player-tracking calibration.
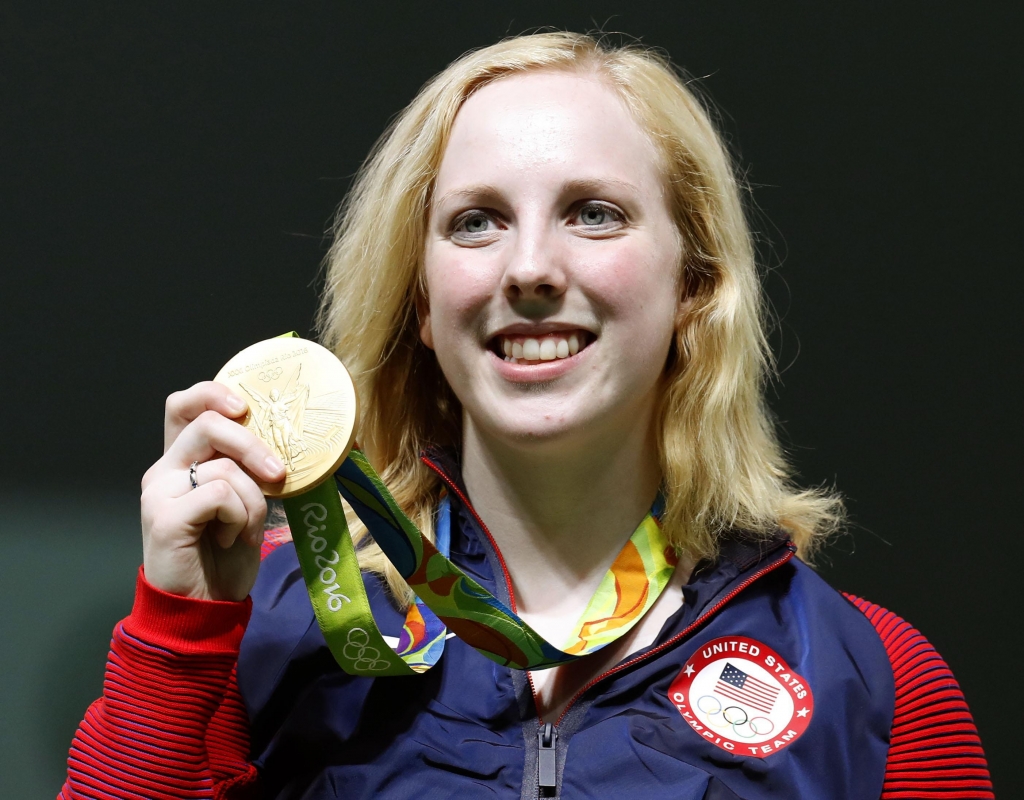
[749,717,774,735]
[696,694,777,741]
[695,695,773,739]
[697,695,722,715]
[722,706,747,725]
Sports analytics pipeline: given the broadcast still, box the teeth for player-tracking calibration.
[497,333,586,363]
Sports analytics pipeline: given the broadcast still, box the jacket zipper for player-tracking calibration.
[423,455,795,792]
[423,461,560,794]
[537,721,558,794]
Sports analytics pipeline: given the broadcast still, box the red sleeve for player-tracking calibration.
[844,595,994,799]
[59,525,294,800]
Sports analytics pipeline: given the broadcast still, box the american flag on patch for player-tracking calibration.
[715,663,780,713]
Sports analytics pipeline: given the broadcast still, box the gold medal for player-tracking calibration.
[214,336,358,498]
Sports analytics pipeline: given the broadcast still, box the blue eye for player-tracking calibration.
[455,212,492,234]
[574,203,623,228]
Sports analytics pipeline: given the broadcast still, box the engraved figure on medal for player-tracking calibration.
[214,337,358,498]
[240,366,311,469]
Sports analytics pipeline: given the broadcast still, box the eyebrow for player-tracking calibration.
[433,178,642,210]
[560,177,642,197]
[433,184,504,210]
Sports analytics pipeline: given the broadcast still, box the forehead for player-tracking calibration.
[435,70,664,195]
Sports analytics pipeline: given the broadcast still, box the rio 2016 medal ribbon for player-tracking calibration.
[213,335,358,498]
[216,334,678,677]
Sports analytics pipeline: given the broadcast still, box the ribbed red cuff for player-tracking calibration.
[123,566,252,655]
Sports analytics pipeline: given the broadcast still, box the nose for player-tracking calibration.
[501,219,567,313]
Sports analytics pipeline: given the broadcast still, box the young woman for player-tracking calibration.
[60,33,993,799]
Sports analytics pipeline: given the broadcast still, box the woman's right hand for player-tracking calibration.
[140,382,287,602]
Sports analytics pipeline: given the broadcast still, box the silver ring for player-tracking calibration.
[189,460,200,490]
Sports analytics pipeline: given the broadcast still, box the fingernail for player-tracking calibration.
[226,394,247,414]
[266,456,286,475]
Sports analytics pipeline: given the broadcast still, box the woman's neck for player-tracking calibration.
[461,410,662,621]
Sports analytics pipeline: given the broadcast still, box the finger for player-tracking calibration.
[166,410,286,482]
[153,457,268,545]
[175,479,250,549]
[164,381,249,452]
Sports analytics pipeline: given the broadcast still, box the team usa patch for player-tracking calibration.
[668,636,814,758]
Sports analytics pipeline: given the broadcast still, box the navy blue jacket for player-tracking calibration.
[237,457,901,799]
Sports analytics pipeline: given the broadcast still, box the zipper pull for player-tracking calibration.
[538,721,557,793]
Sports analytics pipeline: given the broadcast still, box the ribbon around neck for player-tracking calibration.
[281,450,677,676]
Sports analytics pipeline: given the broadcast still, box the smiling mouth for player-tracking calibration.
[489,331,594,364]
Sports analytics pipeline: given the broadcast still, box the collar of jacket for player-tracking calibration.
[418,445,796,621]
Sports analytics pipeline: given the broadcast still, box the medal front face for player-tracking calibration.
[214,337,358,498]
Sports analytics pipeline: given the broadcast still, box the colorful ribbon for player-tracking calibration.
[282,450,676,676]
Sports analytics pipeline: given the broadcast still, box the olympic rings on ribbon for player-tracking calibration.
[342,627,391,671]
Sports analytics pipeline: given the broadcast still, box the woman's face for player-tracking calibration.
[421,70,683,452]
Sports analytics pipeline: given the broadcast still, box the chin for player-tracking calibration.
[469,400,615,452]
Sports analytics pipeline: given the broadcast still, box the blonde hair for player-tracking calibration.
[317,31,842,606]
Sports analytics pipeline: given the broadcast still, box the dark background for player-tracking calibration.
[2,2,1020,797]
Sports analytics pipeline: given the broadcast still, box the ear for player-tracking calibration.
[416,292,435,350]
[676,293,696,327]
[675,256,698,327]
